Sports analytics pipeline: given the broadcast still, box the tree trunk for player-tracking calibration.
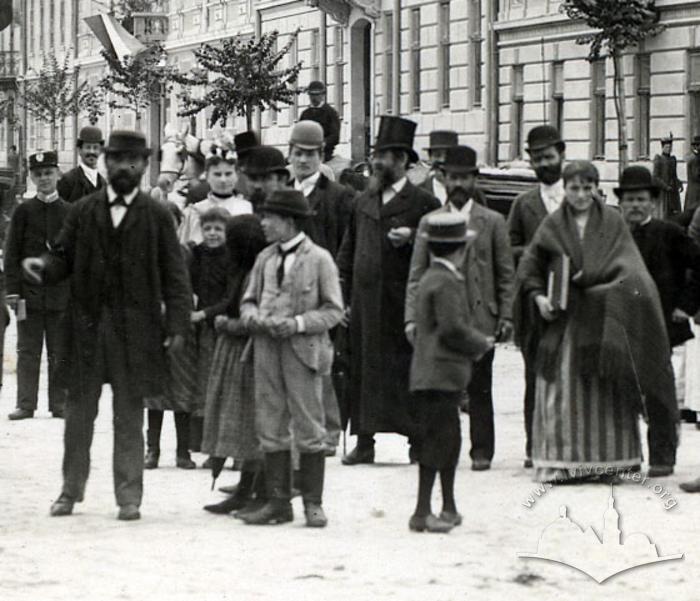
[135,110,142,131]
[50,118,57,149]
[245,103,253,131]
[612,51,629,174]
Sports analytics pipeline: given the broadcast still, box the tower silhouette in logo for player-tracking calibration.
[518,486,683,583]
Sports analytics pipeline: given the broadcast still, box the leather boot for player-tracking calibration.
[341,434,375,465]
[144,428,160,470]
[241,452,293,525]
[234,469,267,519]
[300,452,327,528]
[204,470,256,514]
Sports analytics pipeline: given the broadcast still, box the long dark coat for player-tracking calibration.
[303,174,355,258]
[57,166,106,203]
[337,182,439,435]
[43,189,192,399]
[653,154,682,217]
[686,153,700,214]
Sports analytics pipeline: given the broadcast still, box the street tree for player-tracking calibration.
[561,0,665,172]
[176,30,303,130]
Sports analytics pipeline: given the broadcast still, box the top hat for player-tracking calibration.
[234,131,260,159]
[307,81,327,95]
[424,130,459,151]
[259,189,314,218]
[373,115,419,163]
[77,126,104,144]
[104,130,151,157]
[661,132,674,144]
[692,135,700,146]
[242,146,289,177]
[440,145,479,176]
[613,165,661,198]
[525,125,564,153]
[29,150,58,170]
[290,120,324,150]
[423,213,473,243]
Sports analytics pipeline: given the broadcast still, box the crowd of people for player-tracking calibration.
[5,81,700,533]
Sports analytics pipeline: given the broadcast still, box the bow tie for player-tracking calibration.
[110,195,127,207]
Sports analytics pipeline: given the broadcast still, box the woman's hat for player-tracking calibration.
[614,165,661,198]
[373,115,419,163]
[423,213,474,243]
[242,146,289,177]
[259,189,315,218]
[104,130,151,157]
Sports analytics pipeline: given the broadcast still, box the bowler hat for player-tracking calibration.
[77,126,104,145]
[692,135,700,146]
[424,130,458,151]
[259,189,314,218]
[525,125,564,153]
[29,150,58,170]
[373,115,419,164]
[614,165,661,198]
[234,130,259,159]
[422,213,473,243]
[440,145,479,176]
[307,81,326,95]
[290,120,324,150]
[243,146,289,177]
[104,130,151,157]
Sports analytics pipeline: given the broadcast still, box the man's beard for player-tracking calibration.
[109,169,141,194]
[446,186,473,209]
[534,163,562,185]
[368,165,396,194]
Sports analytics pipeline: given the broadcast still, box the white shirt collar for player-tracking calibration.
[540,179,565,214]
[79,159,99,186]
[432,257,464,280]
[640,215,653,227]
[294,171,322,197]
[37,191,59,204]
[107,185,138,205]
[382,176,408,204]
[447,199,474,220]
[280,231,306,252]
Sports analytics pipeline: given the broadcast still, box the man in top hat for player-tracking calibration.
[653,133,683,218]
[5,151,71,421]
[507,124,566,468]
[231,130,260,200]
[616,165,700,478]
[22,130,191,521]
[406,145,514,471]
[420,130,459,205]
[240,189,343,527]
[57,126,106,203]
[337,115,440,465]
[299,81,341,163]
[243,146,292,212]
[686,135,700,215]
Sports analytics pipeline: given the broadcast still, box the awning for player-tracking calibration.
[84,13,147,61]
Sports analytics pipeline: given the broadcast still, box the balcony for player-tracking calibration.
[0,51,18,81]
[132,13,170,44]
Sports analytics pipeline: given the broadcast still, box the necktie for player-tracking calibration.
[111,195,127,207]
[277,240,303,288]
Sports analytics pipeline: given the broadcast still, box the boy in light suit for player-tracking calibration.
[409,213,493,533]
[240,189,344,527]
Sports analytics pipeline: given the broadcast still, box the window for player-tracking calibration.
[470,0,482,106]
[636,54,651,159]
[689,52,700,145]
[592,59,606,159]
[551,61,564,135]
[439,1,451,108]
[410,8,421,112]
[511,65,524,159]
[384,12,393,113]
[310,28,320,82]
[334,26,344,120]
[289,35,298,122]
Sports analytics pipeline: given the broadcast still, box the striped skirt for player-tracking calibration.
[533,323,641,482]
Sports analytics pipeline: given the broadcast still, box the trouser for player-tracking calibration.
[254,337,327,454]
[147,409,190,455]
[646,394,678,467]
[17,308,69,412]
[414,390,462,470]
[322,375,342,449]
[467,348,496,461]
[61,309,144,507]
[0,306,7,388]
[523,351,537,459]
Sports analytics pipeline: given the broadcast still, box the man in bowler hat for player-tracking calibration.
[406,145,514,471]
[617,165,699,478]
[420,130,459,205]
[240,189,344,527]
[57,126,106,203]
[507,125,566,468]
[23,130,192,521]
[338,115,440,465]
[244,146,292,211]
[6,151,71,420]
[300,81,341,163]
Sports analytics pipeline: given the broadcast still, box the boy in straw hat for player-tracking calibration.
[408,212,493,533]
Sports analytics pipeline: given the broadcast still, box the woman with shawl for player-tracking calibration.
[518,161,677,483]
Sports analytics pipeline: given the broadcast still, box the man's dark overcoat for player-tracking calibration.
[337,181,439,435]
[303,174,355,258]
[42,189,192,399]
[57,166,106,203]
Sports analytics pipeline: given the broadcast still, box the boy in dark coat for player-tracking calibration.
[6,151,70,420]
[409,213,493,533]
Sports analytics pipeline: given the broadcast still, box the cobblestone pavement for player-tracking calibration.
[0,322,698,601]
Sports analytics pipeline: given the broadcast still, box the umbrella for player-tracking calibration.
[209,456,227,490]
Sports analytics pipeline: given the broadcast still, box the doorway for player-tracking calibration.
[350,18,372,163]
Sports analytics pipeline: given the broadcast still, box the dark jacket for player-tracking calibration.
[410,261,491,392]
[686,153,700,214]
[506,187,548,265]
[302,174,355,258]
[299,103,341,162]
[4,197,71,312]
[189,243,231,322]
[42,189,192,398]
[337,181,439,435]
[631,218,700,347]
[57,165,105,203]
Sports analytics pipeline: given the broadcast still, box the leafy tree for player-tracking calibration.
[561,0,665,171]
[81,86,106,126]
[20,53,95,147]
[176,30,303,130]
